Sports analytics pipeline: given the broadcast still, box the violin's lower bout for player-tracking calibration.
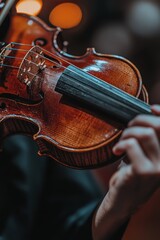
[0,81,148,169]
[0,96,123,169]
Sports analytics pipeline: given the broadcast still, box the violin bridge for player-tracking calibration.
[17,45,46,86]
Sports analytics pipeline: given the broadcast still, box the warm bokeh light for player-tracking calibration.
[16,0,43,16]
[49,3,82,29]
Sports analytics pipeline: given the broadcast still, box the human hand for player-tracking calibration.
[92,105,160,240]
[109,104,160,215]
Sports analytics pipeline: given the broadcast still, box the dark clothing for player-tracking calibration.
[0,135,103,240]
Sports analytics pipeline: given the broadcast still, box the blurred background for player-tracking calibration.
[1,0,160,239]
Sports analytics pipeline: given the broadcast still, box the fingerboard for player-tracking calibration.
[55,65,151,123]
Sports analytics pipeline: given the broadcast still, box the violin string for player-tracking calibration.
[11,41,76,68]
[0,43,61,81]
[0,42,64,81]
[0,42,151,114]
[4,47,62,67]
[0,62,58,85]
[1,45,84,81]
[3,41,143,110]
[1,42,131,103]
[0,43,82,83]
[1,55,60,77]
[4,42,94,83]
[7,41,77,69]
[0,42,135,97]
[0,63,19,69]
[11,42,33,46]
[0,59,60,84]
[0,42,91,84]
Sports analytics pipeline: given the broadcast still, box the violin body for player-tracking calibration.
[0,14,148,168]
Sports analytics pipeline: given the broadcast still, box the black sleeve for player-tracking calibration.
[32,157,104,240]
[0,135,103,240]
[0,135,128,240]
[32,158,129,240]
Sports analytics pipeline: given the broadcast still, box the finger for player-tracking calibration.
[128,115,160,137]
[113,138,140,156]
[120,127,160,162]
[118,160,127,169]
[113,138,153,173]
[151,105,160,115]
[109,164,131,187]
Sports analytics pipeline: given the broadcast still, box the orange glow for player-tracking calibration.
[16,0,43,16]
[49,3,82,29]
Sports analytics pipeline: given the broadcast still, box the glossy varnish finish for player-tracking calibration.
[0,14,148,168]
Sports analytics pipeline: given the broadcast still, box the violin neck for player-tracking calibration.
[55,65,151,123]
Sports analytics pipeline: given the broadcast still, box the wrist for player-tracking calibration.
[92,195,130,240]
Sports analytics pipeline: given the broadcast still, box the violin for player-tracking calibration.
[0,14,150,168]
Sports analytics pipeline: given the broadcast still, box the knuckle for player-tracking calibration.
[144,128,155,139]
[133,164,152,176]
[133,115,145,123]
[126,138,138,148]
[121,129,128,138]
